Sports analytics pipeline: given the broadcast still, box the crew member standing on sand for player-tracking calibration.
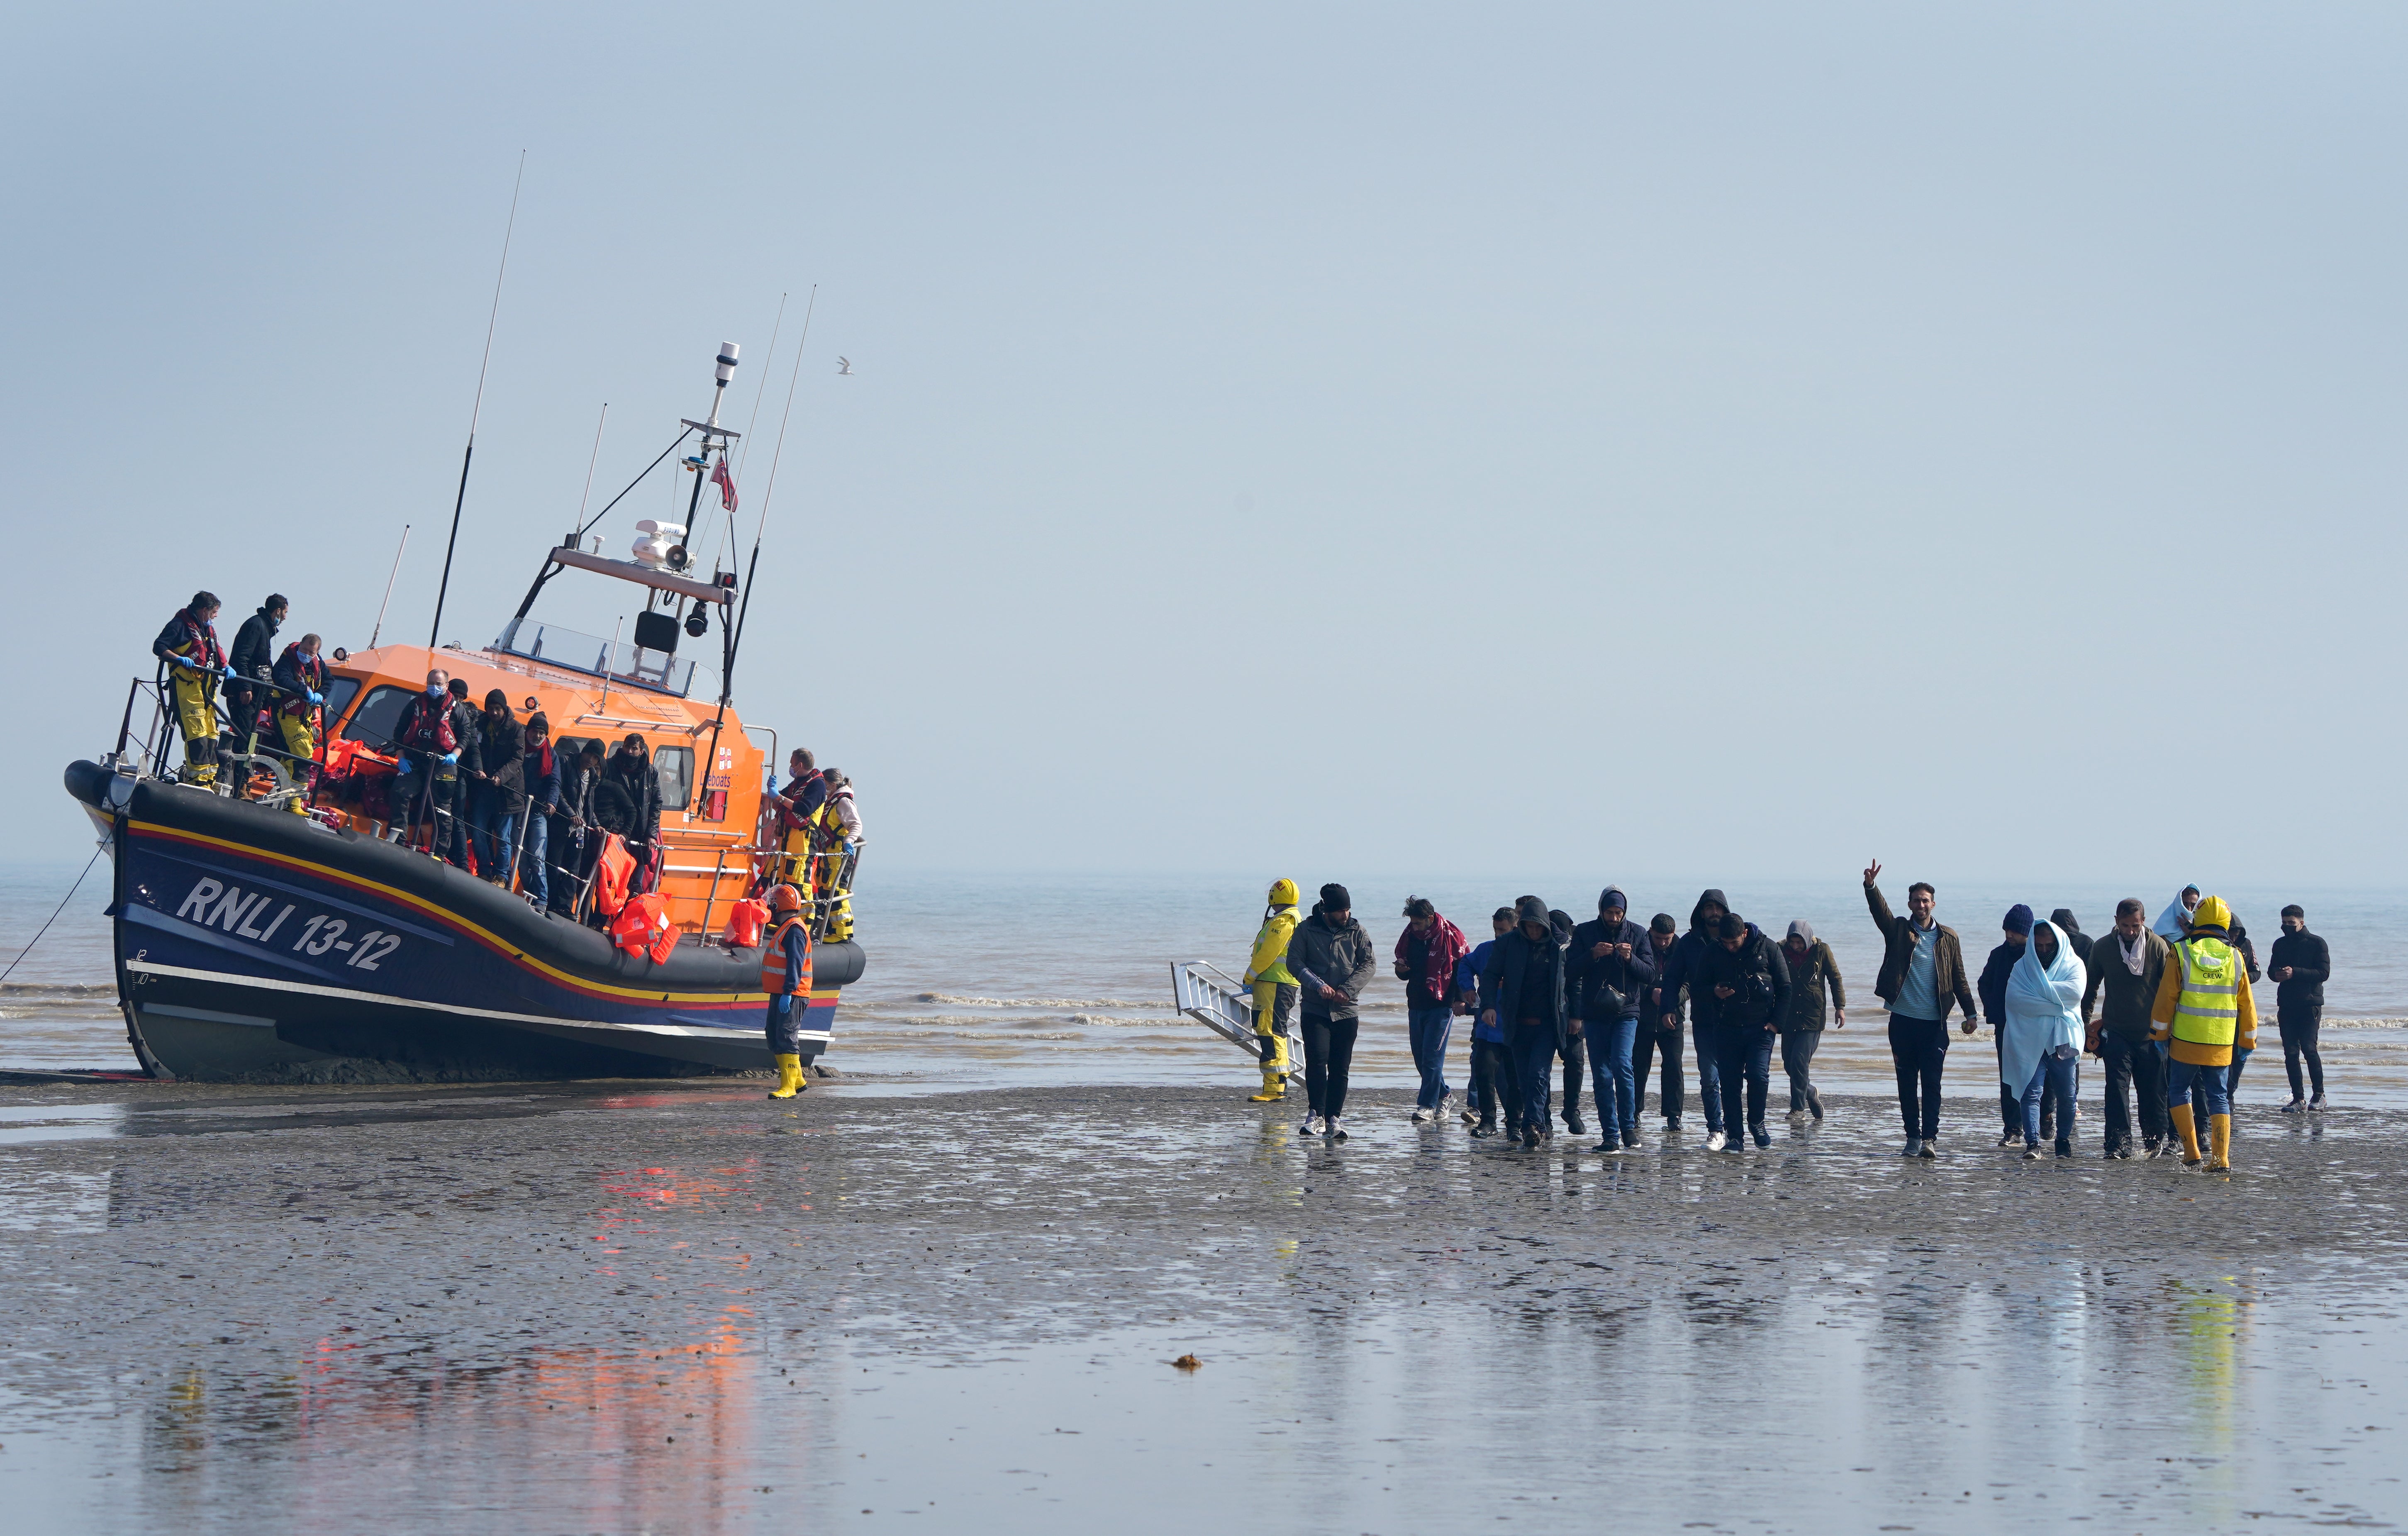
[1864,860,1979,1160]
[1241,879,1302,1102]
[1287,885,1376,1141]
[152,590,228,788]
[2152,893,2256,1172]
[760,883,814,1100]
[2269,904,2331,1112]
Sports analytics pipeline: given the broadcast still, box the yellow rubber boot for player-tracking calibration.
[2208,1113,2232,1172]
[2170,1103,2202,1166]
[1248,1068,1286,1102]
[767,1053,805,1099]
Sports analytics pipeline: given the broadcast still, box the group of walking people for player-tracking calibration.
[1237,866,2331,1175]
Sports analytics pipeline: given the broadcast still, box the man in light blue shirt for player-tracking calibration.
[1864,859,1978,1160]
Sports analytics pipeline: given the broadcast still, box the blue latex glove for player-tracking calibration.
[307,690,323,705]
[763,775,778,795]
[221,666,239,680]
[441,751,459,766]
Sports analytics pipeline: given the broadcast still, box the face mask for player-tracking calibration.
[426,683,445,697]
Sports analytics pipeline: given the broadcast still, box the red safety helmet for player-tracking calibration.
[765,883,805,914]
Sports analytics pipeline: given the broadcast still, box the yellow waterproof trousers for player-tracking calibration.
[1250,981,1295,1073]
[278,715,318,814]
[170,671,219,787]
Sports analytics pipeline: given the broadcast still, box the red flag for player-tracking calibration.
[710,455,738,512]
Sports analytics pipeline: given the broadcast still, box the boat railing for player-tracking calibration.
[490,621,704,698]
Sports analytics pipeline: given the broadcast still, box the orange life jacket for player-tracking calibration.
[760,917,814,996]
[593,834,636,917]
[611,891,677,964]
[723,897,769,950]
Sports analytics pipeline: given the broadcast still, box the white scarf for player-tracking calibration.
[2119,929,2146,977]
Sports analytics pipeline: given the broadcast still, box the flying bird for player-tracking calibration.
[836,356,854,375]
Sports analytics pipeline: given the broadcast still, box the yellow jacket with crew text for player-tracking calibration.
[1245,878,1300,987]
[2150,895,2258,1067]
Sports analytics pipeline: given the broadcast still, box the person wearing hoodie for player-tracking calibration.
[1656,890,1733,1146]
[1775,920,1845,1120]
[1396,897,1470,1123]
[225,594,287,744]
[1483,896,1571,1149]
[1633,912,1685,1129]
[519,713,558,908]
[1862,861,1979,1159]
[2003,919,2086,1158]
[2150,894,2257,1172]
[2218,915,2265,1102]
[1462,908,1520,1139]
[2154,886,2202,940]
[1287,884,1377,1140]
[1569,887,1654,1154]
[2268,904,2331,1112]
[1241,879,1302,1103]
[468,690,526,886]
[1979,906,2036,1147]
[1702,912,1790,1149]
[2051,909,2094,968]
[2083,898,2172,1158]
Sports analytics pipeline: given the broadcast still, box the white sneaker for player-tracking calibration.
[1995,1129,2020,1148]
[1435,1092,1454,1119]
[1300,1115,1326,1136]
[1326,1116,1347,1142]
[1704,1130,1727,1151]
[1903,1138,1923,1158]
[1410,1107,1434,1124]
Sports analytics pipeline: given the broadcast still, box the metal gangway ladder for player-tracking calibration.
[1170,960,1303,1071]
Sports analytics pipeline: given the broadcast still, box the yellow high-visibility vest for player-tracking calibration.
[2170,937,2242,1049]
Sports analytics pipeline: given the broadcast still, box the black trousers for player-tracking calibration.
[1781,1029,1821,1111]
[1887,1015,1949,1141]
[1471,1038,1521,1128]
[766,994,809,1055]
[1633,1022,1685,1123]
[1555,1031,1587,1122]
[1301,1013,1360,1119]
[2098,1032,2166,1150]
[1716,1025,1775,1133]
[2279,1004,2326,1099]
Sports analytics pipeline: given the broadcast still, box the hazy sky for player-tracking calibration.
[6,4,2403,885]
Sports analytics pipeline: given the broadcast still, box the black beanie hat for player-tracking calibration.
[1320,883,1351,912]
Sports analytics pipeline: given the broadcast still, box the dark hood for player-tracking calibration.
[2050,907,2083,935]
[1690,889,1728,932]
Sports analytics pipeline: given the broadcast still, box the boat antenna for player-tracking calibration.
[576,402,609,529]
[428,150,526,649]
[721,292,787,575]
[367,524,412,649]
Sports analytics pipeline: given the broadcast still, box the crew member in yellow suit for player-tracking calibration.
[1241,878,1301,1102]
[2151,893,2257,1173]
[151,590,228,788]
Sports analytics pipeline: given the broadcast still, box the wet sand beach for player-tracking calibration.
[1,1075,2401,1532]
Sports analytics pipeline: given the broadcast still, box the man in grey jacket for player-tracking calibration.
[1285,883,1379,1141]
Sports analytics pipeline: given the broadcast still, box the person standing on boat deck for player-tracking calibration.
[810,770,863,940]
[2269,905,2331,1112]
[606,734,664,890]
[469,691,525,887]
[392,670,466,864]
[1703,912,1789,1151]
[270,633,327,814]
[1776,920,1845,1121]
[1286,885,1376,1140]
[547,740,602,917]
[1483,896,1572,1150]
[226,593,286,746]
[1863,861,1979,1160]
[575,744,626,924]
[441,679,483,869]
[1460,908,1515,1134]
[1979,907,2035,1146]
[2152,893,2257,1172]
[1657,891,1733,1147]
[1634,912,1685,1129]
[760,883,814,1100]
[2083,898,2172,1158]
[1395,897,1469,1124]
[1239,879,1302,1103]
[152,591,228,788]
[2003,919,2086,1158]
[519,714,557,909]
[768,749,826,894]
[1568,887,1653,1153]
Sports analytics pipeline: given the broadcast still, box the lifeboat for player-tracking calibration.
[61,344,863,1081]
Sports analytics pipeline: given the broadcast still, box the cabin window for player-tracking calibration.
[321,676,362,734]
[653,745,694,815]
[338,685,416,751]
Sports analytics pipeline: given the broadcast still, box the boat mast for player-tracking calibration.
[429,153,526,650]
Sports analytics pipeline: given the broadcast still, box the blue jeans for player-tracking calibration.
[1511,1024,1560,1134]
[1691,1017,1726,1134]
[470,793,519,884]
[2167,1056,2231,1118]
[519,810,548,907]
[1584,1015,1637,1142]
[2020,1051,2078,1145]
[1408,1007,1454,1109]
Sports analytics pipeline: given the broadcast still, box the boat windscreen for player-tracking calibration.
[340,684,416,751]
[654,744,694,811]
[321,676,362,734]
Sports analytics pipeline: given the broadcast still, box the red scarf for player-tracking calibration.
[1396,914,1470,1007]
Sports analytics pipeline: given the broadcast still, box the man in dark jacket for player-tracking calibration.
[1482,895,1570,1150]
[605,734,664,878]
[1462,909,1518,1138]
[1656,890,1733,1147]
[1979,905,2034,1146]
[1286,884,1377,1139]
[393,670,476,868]
[2081,897,2171,1158]
[549,741,604,917]
[2269,904,2332,1111]
[519,713,558,905]
[1568,886,1654,1153]
[1862,861,1979,1158]
[1702,913,1789,1149]
[1776,920,1845,1120]
[2050,909,2094,968]
[226,594,287,744]
[1633,912,1684,1129]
